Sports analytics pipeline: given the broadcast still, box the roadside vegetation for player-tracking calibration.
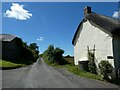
[63,65,103,81]
[98,60,120,85]
[45,57,120,85]
[64,55,74,65]
[20,40,39,64]
[42,45,120,85]
[42,45,68,65]
[1,38,39,69]
[44,57,103,81]
[0,60,26,69]
[42,45,103,82]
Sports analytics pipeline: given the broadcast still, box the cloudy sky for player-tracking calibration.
[2,2,119,55]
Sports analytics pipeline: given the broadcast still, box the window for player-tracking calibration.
[107,56,113,59]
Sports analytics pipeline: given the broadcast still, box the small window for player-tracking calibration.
[107,56,113,59]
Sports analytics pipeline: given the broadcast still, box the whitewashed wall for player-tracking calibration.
[74,20,114,68]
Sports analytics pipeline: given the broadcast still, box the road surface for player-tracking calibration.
[2,58,119,88]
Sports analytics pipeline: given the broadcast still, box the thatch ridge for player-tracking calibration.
[72,12,120,45]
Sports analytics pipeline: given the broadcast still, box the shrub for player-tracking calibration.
[98,60,113,80]
[88,51,97,74]
[39,54,43,57]
[64,56,74,65]
[43,45,68,65]
[88,60,97,74]
[20,41,39,64]
[21,47,35,64]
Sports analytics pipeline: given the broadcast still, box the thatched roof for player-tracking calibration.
[72,12,120,45]
[0,34,16,42]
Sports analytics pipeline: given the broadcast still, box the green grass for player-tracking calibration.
[44,59,104,82]
[0,60,26,68]
[44,58,58,66]
[63,64,104,81]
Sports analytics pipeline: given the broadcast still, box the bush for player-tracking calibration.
[88,51,97,74]
[88,60,97,74]
[39,54,43,57]
[43,45,68,65]
[64,56,74,65]
[21,47,35,64]
[98,60,113,80]
[19,41,39,64]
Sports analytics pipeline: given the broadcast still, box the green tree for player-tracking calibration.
[47,45,55,62]
[29,43,39,59]
[29,43,39,50]
[53,47,64,64]
[23,42,28,47]
[43,45,68,65]
[13,38,38,64]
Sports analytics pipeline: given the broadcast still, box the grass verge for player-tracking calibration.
[44,58,58,66]
[44,59,104,81]
[0,60,26,69]
[63,64,103,81]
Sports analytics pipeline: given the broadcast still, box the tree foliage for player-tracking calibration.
[18,39,39,64]
[98,60,113,80]
[28,43,39,59]
[3,37,39,65]
[53,48,64,64]
[43,45,68,65]
[87,48,97,74]
[29,43,39,50]
[22,42,28,47]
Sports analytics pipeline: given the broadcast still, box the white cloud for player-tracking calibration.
[37,37,44,41]
[112,10,120,19]
[4,3,32,20]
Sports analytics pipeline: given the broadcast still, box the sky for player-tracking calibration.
[2,2,119,56]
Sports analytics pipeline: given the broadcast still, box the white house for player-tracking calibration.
[72,6,120,78]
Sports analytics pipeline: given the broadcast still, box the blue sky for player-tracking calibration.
[2,2,118,56]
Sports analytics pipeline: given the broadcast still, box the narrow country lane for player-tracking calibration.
[2,58,119,88]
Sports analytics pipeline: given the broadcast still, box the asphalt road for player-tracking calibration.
[2,58,120,88]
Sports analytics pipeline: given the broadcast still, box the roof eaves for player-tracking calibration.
[86,13,120,35]
[72,19,86,45]
[0,34,16,42]
[72,12,120,45]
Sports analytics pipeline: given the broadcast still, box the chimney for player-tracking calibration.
[84,6,91,17]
